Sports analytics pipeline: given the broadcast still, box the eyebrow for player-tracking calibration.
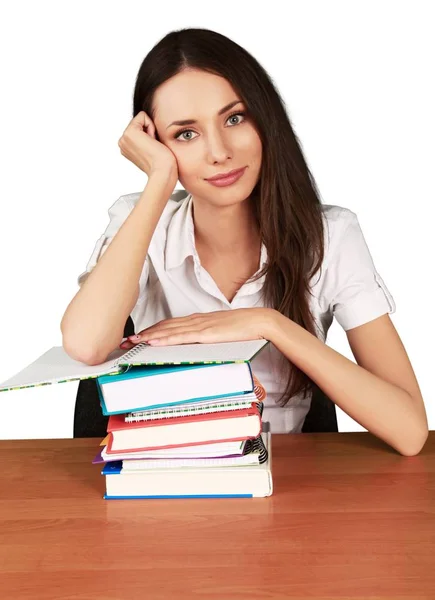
[166,100,244,129]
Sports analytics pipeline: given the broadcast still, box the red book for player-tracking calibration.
[106,403,262,454]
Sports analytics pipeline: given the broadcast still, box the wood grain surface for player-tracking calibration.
[0,431,434,599]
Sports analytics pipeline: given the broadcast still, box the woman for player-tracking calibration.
[61,27,428,455]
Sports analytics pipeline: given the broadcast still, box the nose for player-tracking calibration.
[205,129,232,163]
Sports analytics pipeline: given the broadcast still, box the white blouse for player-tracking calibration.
[78,189,396,433]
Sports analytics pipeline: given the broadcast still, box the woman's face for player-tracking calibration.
[152,69,262,207]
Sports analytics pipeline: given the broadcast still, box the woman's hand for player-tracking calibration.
[119,308,276,349]
[118,111,178,181]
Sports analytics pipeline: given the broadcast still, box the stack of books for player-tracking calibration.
[0,339,273,499]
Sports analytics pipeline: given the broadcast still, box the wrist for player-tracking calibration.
[149,163,177,184]
[147,170,177,197]
[262,308,283,342]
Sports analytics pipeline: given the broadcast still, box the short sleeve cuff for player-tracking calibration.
[77,271,90,286]
[334,273,396,331]
[137,258,150,302]
[77,234,109,286]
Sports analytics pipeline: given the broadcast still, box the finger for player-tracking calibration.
[144,116,156,138]
[134,318,205,340]
[148,330,205,346]
[132,111,156,138]
[142,313,202,331]
[119,340,134,349]
[145,322,212,341]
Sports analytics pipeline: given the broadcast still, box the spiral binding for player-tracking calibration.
[125,400,256,423]
[126,400,263,422]
[243,433,268,464]
[114,343,149,368]
[252,374,267,402]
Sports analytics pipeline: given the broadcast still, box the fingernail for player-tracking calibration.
[128,335,140,341]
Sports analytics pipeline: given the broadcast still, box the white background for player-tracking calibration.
[0,1,433,439]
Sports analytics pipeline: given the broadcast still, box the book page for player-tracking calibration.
[0,346,125,392]
[117,339,269,366]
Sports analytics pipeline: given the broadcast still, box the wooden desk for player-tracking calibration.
[0,432,434,600]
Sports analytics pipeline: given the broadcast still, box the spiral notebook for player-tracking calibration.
[94,432,268,466]
[124,397,256,422]
[114,434,268,470]
[0,339,269,393]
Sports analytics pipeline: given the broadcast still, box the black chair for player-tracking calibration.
[73,316,135,438]
[301,384,338,433]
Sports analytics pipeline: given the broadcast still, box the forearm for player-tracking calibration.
[265,310,427,456]
[61,172,176,364]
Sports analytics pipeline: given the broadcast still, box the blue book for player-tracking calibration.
[96,361,255,415]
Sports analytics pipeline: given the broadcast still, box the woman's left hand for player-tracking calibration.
[119,308,275,349]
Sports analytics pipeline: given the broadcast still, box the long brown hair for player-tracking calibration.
[132,28,325,407]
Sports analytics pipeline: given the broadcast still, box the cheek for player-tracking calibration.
[242,135,262,168]
[238,127,262,155]
[168,152,202,185]
[169,151,197,177]
[251,133,262,155]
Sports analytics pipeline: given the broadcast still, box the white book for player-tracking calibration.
[0,340,269,393]
[102,431,273,499]
[121,454,262,469]
[98,361,256,415]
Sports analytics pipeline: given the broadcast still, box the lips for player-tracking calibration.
[206,167,246,181]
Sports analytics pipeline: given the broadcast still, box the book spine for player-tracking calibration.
[104,494,254,499]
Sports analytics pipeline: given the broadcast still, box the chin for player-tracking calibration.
[205,184,257,207]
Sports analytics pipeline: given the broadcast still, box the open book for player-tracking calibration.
[0,339,269,393]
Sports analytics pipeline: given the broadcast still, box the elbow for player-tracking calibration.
[398,426,429,457]
[61,321,113,366]
[62,336,107,366]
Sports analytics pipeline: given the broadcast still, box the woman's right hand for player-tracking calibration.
[118,111,178,181]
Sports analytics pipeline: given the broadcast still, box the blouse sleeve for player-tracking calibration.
[326,210,396,331]
[77,195,150,301]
